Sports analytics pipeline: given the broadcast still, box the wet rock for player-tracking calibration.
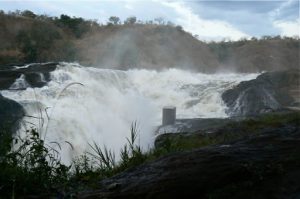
[222,69,300,116]
[25,73,47,88]
[0,62,58,90]
[0,94,24,133]
[0,70,21,90]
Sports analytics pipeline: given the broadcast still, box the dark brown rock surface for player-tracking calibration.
[80,112,300,199]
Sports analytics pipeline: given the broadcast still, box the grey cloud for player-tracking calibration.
[185,0,298,37]
[192,1,282,13]
[272,0,299,20]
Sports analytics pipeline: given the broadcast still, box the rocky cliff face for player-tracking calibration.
[222,70,300,116]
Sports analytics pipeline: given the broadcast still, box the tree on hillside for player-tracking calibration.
[55,14,90,38]
[21,10,36,18]
[16,31,37,62]
[108,16,120,25]
[36,14,53,22]
[16,22,62,62]
[146,20,153,25]
[154,17,165,25]
[124,16,137,25]
[176,25,183,31]
[261,35,272,40]
[167,21,175,26]
[250,37,258,41]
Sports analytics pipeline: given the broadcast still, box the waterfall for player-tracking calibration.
[1,63,258,163]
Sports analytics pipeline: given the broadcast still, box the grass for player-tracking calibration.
[0,128,70,198]
[0,121,150,197]
[0,111,299,197]
[70,121,148,189]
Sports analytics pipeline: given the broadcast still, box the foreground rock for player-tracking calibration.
[156,118,233,134]
[80,111,300,199]
[222,69,300,116]
[0,62,58,90]
[0,94,24,133]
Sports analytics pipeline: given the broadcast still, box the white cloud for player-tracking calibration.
[273,19,300,37]
[124,4,134,10]
[159,1,249,41]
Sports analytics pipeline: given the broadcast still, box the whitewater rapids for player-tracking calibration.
[1,63,258,163]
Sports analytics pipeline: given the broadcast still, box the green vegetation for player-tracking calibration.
[0,129,69,198]
[0,10,92,64]
[0,122,156,197]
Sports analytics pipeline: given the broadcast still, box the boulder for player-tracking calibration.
[0,94,24,133]
[222,69,300,116]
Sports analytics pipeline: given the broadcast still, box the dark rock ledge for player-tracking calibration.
[79,111,300,199]
[0,62,58,90]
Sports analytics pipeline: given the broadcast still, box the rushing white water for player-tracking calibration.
[1,63,258,163]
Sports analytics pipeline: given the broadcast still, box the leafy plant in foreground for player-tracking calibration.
[0,128,70,197]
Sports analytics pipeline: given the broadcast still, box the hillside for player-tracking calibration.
[208,38,300,72]
[0,11,83,64]
[0,10,299,72]
[76,24,218,71]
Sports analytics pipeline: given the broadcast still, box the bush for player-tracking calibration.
[0,129,70,197]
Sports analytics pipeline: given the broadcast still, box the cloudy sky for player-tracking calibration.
[0,0,299,41]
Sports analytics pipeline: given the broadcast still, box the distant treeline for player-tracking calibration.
[0,10,299,72]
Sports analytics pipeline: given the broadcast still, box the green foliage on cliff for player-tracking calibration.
[0,10,96,65]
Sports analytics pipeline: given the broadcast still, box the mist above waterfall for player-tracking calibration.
[76,25,220,72]
[1,63,258,163]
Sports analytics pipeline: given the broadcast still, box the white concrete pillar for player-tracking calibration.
[162,106,176,126]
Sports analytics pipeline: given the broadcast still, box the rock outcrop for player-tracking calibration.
[156,118,233,134]
[222,69,300,116]
[0,62,58,90]
[80,111,300,199]
[0,94,24,133]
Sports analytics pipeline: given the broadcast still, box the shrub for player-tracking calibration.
[0,129,70,197]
